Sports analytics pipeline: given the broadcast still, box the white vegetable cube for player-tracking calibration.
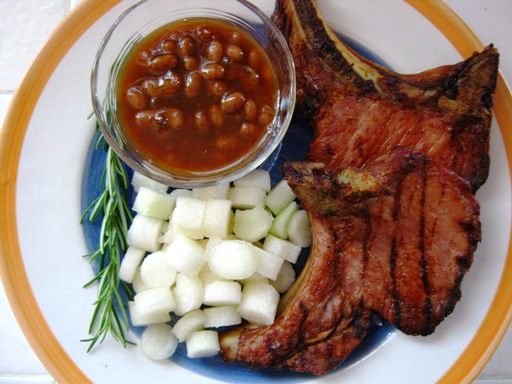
[203,281,242,306]
[272,261,296,293]
[132,171,168,194]
[133,287,176,319]
[287,209,312,247]
[233,206,274,242]
[186,330,220,358]
[263,234,302,264]
[265,180,296,215]
[199,270,227,285]
[228,186,266,209]
[201,199,233,239]
[238,281,280,326]
[192,182,230,200]
[172,196,206,232]
[172,309,206,342]
[173,273,204,316]
[206,238,257,280]
[270,201,299,239]
[128,301,171,327]
[127,214,165,253]
[159,223,178,245]
[133,187,176,220]
[233,169,271,192]
[203,306,242,328]
[119,246,146,284]
[140,324,178,360]
[140,251,177,289]
[252,245,285,281]
[165,234,206,276]
[132,268,149,294]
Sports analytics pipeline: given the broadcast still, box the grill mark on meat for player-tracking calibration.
[390,181,401,328]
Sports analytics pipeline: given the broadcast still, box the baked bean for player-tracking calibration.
[248,50,262,69]
[196,27,214,42]
[161,39,177,53]
[201,63,225,80]
[229,30,244,45]
[207,80,228,97]
[220,91,246,114]
[159,71,183,96]
[194,110,210,132]
[206,41,223,63]
[135,110,156,128]
[142,78,160,98]
[240,122,259,137]
[258,105,275,125]
[209,104,224,128]
[156,108,184,130]
[184,71,202,98]
[178,36,196,58]
[243,98,258,121]
[225,44,244,62]
[150,54,178,72]
[239,65,259,91]
[182,55,200,71]
[215,135,237,150]
[126,86,147,109]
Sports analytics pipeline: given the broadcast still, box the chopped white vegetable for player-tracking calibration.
[228,186,266,209]
[252,245,285,281]
[233,206,274,242]
[127,214,165,253]
[203,306,242,328]
[186,330,220,358]
[206,238,257,280]
[140,324,178,360]
[192,183,230,200]
[203,281,242,306]
[270,201,299,239]
[287,209,312,247]
[172,196,206,233]
[165,234,206,276]
[199,270,227,285]
[132,268,149,294]
[140,251,177,289]
[128,301,171,327]
[133,187,176,220]
[272,261,296,293]
[262,234,302,264]
[119,246,146,284]
[159,223,178,245]
[131,171,168,194]
[265,180,296,215]
[173,273,204,316]
[133,287,176,320]
[233,169,271,192]
[201,199,233,239]
[237,281,279,326]
[172,309,206,342]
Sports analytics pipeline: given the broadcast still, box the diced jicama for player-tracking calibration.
[159,223,178,245]
[269,201,299,239]
[165,234,205,276]
[140,251,177,289]
[272,261,296,293]
[206,238,257,280]
[201,199,233,239]
[237,281,279,326]
[233,169,271,192]
[133,287,176,319]
[173,273,204,316]
[119,246,146,284]
[128,301,171,327]
[233,206,273,242]
[186,330,220,358]
[192,183,230,200]
[199,270,227,285]
[228,186,266,209]
[131,171,168,194]
[132,268,149,294]
[133,187,176,220]
[263,234,302,264]
[127,214,165,253]
[140,324,178,360]
[265,179,296,215]
[172,309,206,342]
[287,209,312,247]
[203,281,242,306]
[240,273,270,286]
[172,196,206,233]
[203,306,242,328]
[252,245,285,281]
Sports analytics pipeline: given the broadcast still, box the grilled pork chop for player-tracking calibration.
[219,0,498,375]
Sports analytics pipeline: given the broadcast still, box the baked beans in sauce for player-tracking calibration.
[116,18,278,174]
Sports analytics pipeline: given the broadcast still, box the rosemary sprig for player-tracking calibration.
[80,131,135,352]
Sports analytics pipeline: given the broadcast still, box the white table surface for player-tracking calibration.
[0,1,511,383]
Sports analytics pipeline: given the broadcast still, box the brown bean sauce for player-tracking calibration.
[116,18,278,174]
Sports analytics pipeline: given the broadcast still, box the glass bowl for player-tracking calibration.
[91,0,296,188]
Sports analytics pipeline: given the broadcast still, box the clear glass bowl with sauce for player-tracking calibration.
[91,0,296,188]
